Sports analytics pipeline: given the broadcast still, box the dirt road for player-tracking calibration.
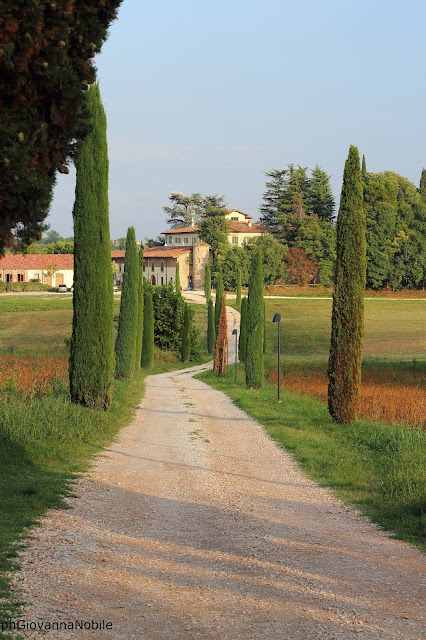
[11,303,425,640]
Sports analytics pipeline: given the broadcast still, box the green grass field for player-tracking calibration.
[0,294,208,634]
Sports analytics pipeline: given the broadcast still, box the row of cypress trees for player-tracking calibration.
[208,145,366,424]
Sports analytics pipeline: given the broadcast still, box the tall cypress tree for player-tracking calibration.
[214,295,228,375]
[175,261,181,294]
[115,227,139,379]
[328,145,366,423]
[205,264,211,303]
[181,303,191,362]
[141,284,154,369]
[236,269,242,310]
[134,246,144,373]
[245,250,264,388]
[419,168,426,204]
[362,154,367,180]
[69,83,114,410]
[263,298,267,353]
[215,273,224,333]
[207,299,215,353]
[238,296,248,363]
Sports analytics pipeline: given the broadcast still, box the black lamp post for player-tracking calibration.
[272,313,281,402]
[232,328,238,381]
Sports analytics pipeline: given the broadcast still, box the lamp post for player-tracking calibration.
[232,328,238,381]
[272,313,281,402]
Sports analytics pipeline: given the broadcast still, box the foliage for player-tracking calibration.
[111,237,127,250]
[134,247,144,373]
[204,264,211,303]
[285,247,319,285]
[328,145,366,424]
[309,165,335,222]
[238,296,248,363]
[419,169,426,204]
[364,171,426,290]
[207,299,215,353]
[69,83,114,410]
[236,269,242,309]
[175,260,181,293]
[214,295,228,375]
[181,303,191,362]
[245,234,288,285]
[163,192,226,229]
[151,282,200,360]
[0,1,122,254]
[214,273,224,333]
[214,246,249,290]
[143,235,165,247]
[45,240,74,254]
[141,284,154,369]
[115,227,139,379]
[245,250,264,388]
[198,205,230,258]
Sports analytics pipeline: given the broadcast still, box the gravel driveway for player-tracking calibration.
[10,302,425,640]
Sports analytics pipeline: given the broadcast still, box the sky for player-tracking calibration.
[48,0,426,241]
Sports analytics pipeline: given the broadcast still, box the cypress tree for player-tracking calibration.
[362,154,367,180]
[175,261,181,294]
[214,295,228,375]
[236,269,242,310]
[134,246,144,373]
[215,273,224,333]
[263,298,267,353]
[245,250,264,389]
[419,168,426,204]
[69,83,114,410]
[238,296,248,362]
[115,227,139,379]
[205,264,211,303]
[207,299,216,353]
[328,145,366,423]
[181,303,191,362]
[141,285,154,369]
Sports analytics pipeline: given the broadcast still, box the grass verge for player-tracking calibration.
[197,366,426,552]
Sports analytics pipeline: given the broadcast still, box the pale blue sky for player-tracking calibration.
[48,0,426,240]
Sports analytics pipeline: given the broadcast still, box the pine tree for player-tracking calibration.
[205,264,211,303]
[328,145,366,423]
[181,303,191,362]
[309,165,335,222]
[419,169,426,204]
[141,284,154,369]
[207,299,216,353]
[134,246,144,373]
[236,269,242,310]
[69,83,114,410]
[115,227,139,379]
[214,295,228,375]
[175,261,181,294]
[215,273,224,333]
[245,250,264,388]
[238,296,248,362]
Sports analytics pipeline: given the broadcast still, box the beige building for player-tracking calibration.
[143,243,211,290]
[0,254,74,287]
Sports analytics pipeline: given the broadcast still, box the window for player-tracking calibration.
[151,263,155,271]
[6,274,12,282]
[231,216,239,221]
[161,262,164,272]
[168,236,173,244]
[34,273,39,280]
[232,236,238,245]
[184,237,188,244]
[175,237,181,244]
[143,260,147,271]
[161,277,164,285]
[17,274,24,282]
[244,237,250,244]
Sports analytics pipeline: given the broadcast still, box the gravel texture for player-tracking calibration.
[9,300,426,640]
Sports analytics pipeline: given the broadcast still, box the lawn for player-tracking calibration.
[0,294,208,634]
[198,296,426,550]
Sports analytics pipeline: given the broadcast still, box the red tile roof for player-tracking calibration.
[161,225,200,234]
[228,222,267,233]
[111,250,126,259]
[0,254,74,269]
[144,246,192,258]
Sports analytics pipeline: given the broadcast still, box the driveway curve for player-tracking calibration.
[11,302,425,640]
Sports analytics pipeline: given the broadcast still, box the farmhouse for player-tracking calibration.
[0,253,74,287]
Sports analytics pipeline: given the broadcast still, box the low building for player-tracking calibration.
[0,254,74,287]
[143,243,211,290]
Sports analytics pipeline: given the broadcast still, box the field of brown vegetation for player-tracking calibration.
[0,355,68,398]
